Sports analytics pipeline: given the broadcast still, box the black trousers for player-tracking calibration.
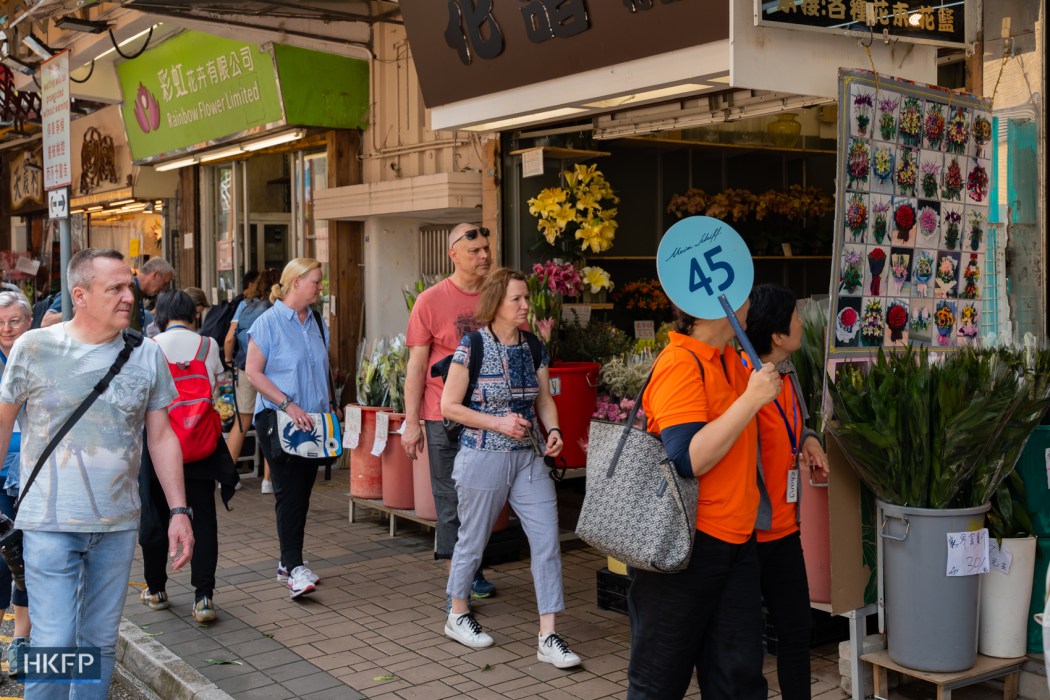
[255,409,320,571]
[139,476,218,600]
[758,531,813,700]
[627,530,766,700]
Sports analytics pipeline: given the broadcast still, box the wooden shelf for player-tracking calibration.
[564,302,613,310]
[510,146,610,160]
[754,255,833,260]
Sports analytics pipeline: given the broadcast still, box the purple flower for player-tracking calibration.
[134,83,161,134]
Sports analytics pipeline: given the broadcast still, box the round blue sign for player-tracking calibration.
[656,216,754,320]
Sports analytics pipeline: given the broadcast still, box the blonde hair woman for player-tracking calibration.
[245,258,336,600]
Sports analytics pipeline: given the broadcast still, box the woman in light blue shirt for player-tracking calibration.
[245,258,335,601]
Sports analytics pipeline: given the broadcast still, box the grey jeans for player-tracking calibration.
[424,420,461,560]
[446,447,565,615]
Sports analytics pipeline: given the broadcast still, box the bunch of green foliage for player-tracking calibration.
[558,317,633,364]
[791,297,830,432]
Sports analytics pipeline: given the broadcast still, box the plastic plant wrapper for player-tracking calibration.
[377,334,409,414]
[356,338,390,408]
[526,271,561,361]
[828,344,1050,509]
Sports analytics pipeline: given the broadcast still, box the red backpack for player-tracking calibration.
[166,337,222,463]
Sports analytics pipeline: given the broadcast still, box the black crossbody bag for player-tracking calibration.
[0,329,143,591]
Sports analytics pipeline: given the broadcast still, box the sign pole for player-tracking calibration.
[42,51,73,318]
[717,294,760,366]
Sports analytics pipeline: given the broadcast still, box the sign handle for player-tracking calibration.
[718,294,761,368]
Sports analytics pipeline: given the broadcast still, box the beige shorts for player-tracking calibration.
[233,370,258,415]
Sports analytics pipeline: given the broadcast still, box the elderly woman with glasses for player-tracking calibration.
[0,290,33,677]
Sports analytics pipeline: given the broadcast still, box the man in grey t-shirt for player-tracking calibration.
[0,248,193,698]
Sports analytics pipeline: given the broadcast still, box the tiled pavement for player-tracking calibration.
[120,467,852,700]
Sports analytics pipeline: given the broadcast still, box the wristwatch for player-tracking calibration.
[169,507,194,521]
[278,396,291,411]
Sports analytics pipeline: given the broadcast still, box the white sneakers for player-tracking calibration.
[277,562,320,585]
[287,565,317,599]
[261,479,273,493]
[444,612,494,649]
[537,632,582,669]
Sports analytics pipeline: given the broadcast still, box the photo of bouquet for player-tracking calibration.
[923,102,946,149]
[895,147,917,196]
[878,96,899,141]
[872,145,894,186]
[886,300,909,344]
[917,205,939,243]
[945,107,970,155]
[957,303,979,343]
[941,157,964,201]
[871,200,891,243]
[845,193,868,241]
[913,251,935,297]
[967,210,984,251]
[910,306,931,334]
[935,254,958,298]
[835,305,860,345]
[847,139,871,188]
[839,248,864,295]
[898,97,922,146]
[961,254,980,299]
[942,209,962,250]
[853,92,873,136]
[861,298,885,346]
[920,160,941,198]
[868,247,887,296]
[972,114,992,156]
[893,201,916,243]
[966,161,989,203]
[934,301,956,346]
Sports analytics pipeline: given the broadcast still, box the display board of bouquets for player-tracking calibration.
[832,69,990,356]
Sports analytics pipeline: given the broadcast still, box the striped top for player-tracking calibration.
[247,300,331,415]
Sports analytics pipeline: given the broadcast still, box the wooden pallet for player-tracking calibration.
[860,650,1026,700]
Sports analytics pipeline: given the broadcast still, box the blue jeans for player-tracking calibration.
[0,489,30,609]
[23,529,138,699]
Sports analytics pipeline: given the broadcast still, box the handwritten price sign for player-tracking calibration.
[945,528,989,577]
[657,217,754,320]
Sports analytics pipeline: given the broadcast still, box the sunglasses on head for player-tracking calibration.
[451,227,490,246]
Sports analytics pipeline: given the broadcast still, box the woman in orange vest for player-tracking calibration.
[744,284,829,700]
[628,299,781,699]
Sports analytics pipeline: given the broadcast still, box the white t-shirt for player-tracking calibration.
[152,326,223,388]
[0,323,177,532]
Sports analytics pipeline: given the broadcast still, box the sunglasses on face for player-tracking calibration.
[451,227,491,247]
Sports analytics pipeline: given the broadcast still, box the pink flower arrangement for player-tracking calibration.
[847,140,870,187]
[593,396,645,427]
[532,260,584,297]
[966,162,988,202]
[917,206,938,240]
[845,194,867,239]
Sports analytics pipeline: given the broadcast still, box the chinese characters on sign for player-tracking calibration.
[758,0,965,47]
[945,528,989,577]
[41,51,72,192]
[8,149,44,211]
[155,46,257,102]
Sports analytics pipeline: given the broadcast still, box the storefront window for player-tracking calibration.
[214,165,235,295]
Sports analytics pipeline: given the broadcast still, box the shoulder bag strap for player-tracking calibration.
[194,336,209,362]
[606,347,705,478]
[14,328,143,511]
[311,308,337,411]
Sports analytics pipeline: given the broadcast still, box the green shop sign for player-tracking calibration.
[117,31,368,162]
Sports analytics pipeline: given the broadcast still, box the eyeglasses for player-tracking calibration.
[0,318,29,329]
[450,227,490,247]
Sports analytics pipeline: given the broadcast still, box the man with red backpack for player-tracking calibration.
[139,290,239,623]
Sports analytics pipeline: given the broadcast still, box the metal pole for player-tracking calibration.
[59,216,72,321]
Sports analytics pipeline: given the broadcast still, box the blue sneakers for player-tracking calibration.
[471,570,496,599]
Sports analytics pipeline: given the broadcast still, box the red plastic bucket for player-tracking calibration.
[547,361,600,468]
[412,422,437,520]
[382,415,415,510]
[349,406,391,499]
[800,461,831,604]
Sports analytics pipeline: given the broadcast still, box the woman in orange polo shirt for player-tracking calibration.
[744,284,829,700]
[627,301,781,700]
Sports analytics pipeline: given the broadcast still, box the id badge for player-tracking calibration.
[787,468,799,504]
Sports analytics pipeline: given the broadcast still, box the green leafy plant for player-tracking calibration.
[599,353,656,400]
[558,317,633,364]
[402,274,447,313]
[356,339,390,408]
[791,297,829,433]
[827,344,1050,509]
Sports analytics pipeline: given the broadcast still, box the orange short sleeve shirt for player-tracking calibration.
[643,332,759,544]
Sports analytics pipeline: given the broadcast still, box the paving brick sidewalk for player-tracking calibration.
[122,468,849,699]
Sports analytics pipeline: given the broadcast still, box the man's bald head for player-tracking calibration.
[447,222,491,280]
[448,223,477,249]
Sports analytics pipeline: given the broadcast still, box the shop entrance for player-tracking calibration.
[247,217,292,273]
